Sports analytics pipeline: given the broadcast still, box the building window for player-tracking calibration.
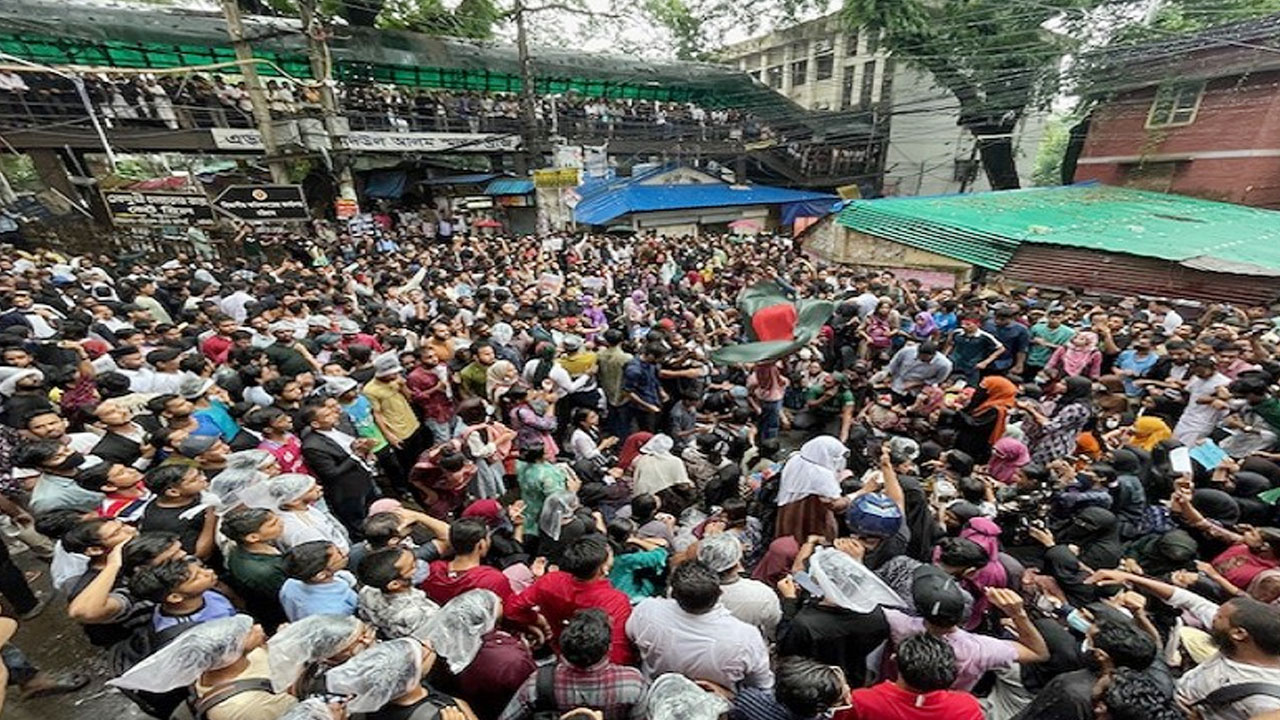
[767,65,784,89]
[842,66,856,108]
[791,60,808,86]
[815,52,834,80]
[1146,82,1204,128]
[866,29,880,55]
[767,48,784,65]
[750,70,762,82]
[791,40,808,57]
[860,60,877,106]
[846,31,860,55]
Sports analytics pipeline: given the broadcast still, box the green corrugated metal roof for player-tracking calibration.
[835,184,1280,274]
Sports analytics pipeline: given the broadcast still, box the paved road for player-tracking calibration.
[5,551,144,720]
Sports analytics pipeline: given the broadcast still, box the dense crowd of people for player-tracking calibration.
[0,69,762,142]
[0,222,1277,720]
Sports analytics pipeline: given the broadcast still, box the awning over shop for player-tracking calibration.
[364,170,407,198]
[420,173,504,186]
[485,178,535,196]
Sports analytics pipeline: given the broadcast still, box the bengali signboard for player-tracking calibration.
[102,190,215,226]
[209,128,519,153]
[214,185,310,222]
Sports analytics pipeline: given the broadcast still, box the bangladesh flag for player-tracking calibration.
[710,281,835,365]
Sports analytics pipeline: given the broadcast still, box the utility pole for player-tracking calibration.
[219,0,291,184]
[514,0,539,172]
[296,0,357,207]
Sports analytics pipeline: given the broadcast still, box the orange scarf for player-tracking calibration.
[974,376,1018,443]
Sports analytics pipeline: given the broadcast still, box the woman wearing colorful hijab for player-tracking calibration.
[774,436,851,542]
[951,376,1018,464]
[986,437,1031,484]
[1130,415,1172,452]
[1044,331,1102,379]
[910,311,938,341]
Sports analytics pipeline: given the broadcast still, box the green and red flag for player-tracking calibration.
[710,281,835,365]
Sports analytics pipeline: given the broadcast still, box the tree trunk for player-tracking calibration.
[973,131,1021,190]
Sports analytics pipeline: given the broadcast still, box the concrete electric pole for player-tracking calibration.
[218,0,292,184]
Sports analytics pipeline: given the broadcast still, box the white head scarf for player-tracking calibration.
[539,491,581,540]
[325,637,424,713]
[421,590,501,674]
[776,435,846,506]
[109,615,255,693]
[640,434,675,457]
[267,614,365,693]
[807,546,903,613]
[647,673,730,720]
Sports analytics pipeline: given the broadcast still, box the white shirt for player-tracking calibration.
[626,598,774,690]
[1175,372,1231,443]
[277,506,350,553]
[220,291,255,323]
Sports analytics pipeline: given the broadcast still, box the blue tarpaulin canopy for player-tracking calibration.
[364,170,407,198]
[573,173,837,226]
[782,199,838,225]
[485,178,535,195]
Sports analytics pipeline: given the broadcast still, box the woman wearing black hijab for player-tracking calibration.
[1109,451,1148,541]
[1057,506,1124,570]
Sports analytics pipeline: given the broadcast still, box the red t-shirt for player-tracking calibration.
[201,335,233,364]
[504,571,636,665]
[1213,543,1277,589]
[422,560,514,606]
[839,682,984,720]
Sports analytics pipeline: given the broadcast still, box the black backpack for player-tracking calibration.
[108,621,196,719]
[530,663,560,720]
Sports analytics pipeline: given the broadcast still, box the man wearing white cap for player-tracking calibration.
[364,352,424,475]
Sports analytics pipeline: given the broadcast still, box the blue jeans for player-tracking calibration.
[758,399,783,441]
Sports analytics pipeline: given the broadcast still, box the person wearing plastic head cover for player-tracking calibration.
[110,614,299,720]
[845,633,984,720]
[696,531,782,641]
[423,589,535,720]
[355,546,441,641]
[777,542,900,688]
[539,491,600,567]
[627,560,773,691]
[240,473,350,552]
[646,673,730,720]
[209,448,277,512]
[277,697,346,720]
[325,637,474,720]
[882,566,1049,691]
[774,436,851,543]
[267,614,374,698]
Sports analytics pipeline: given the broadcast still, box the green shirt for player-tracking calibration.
[226,547,287,602]
[516,460,567,538]
[805,384,854,415]
[608,547,669,600]
[459,362,489,399]
[1028,322,1075,366]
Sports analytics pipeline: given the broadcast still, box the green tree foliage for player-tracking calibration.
[1031,117,1071,186]
[843,0,1085,189]
[1112,0,1280,42]
[642,0,831,60]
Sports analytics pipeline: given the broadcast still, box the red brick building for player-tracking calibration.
[1074,16,1280,208]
